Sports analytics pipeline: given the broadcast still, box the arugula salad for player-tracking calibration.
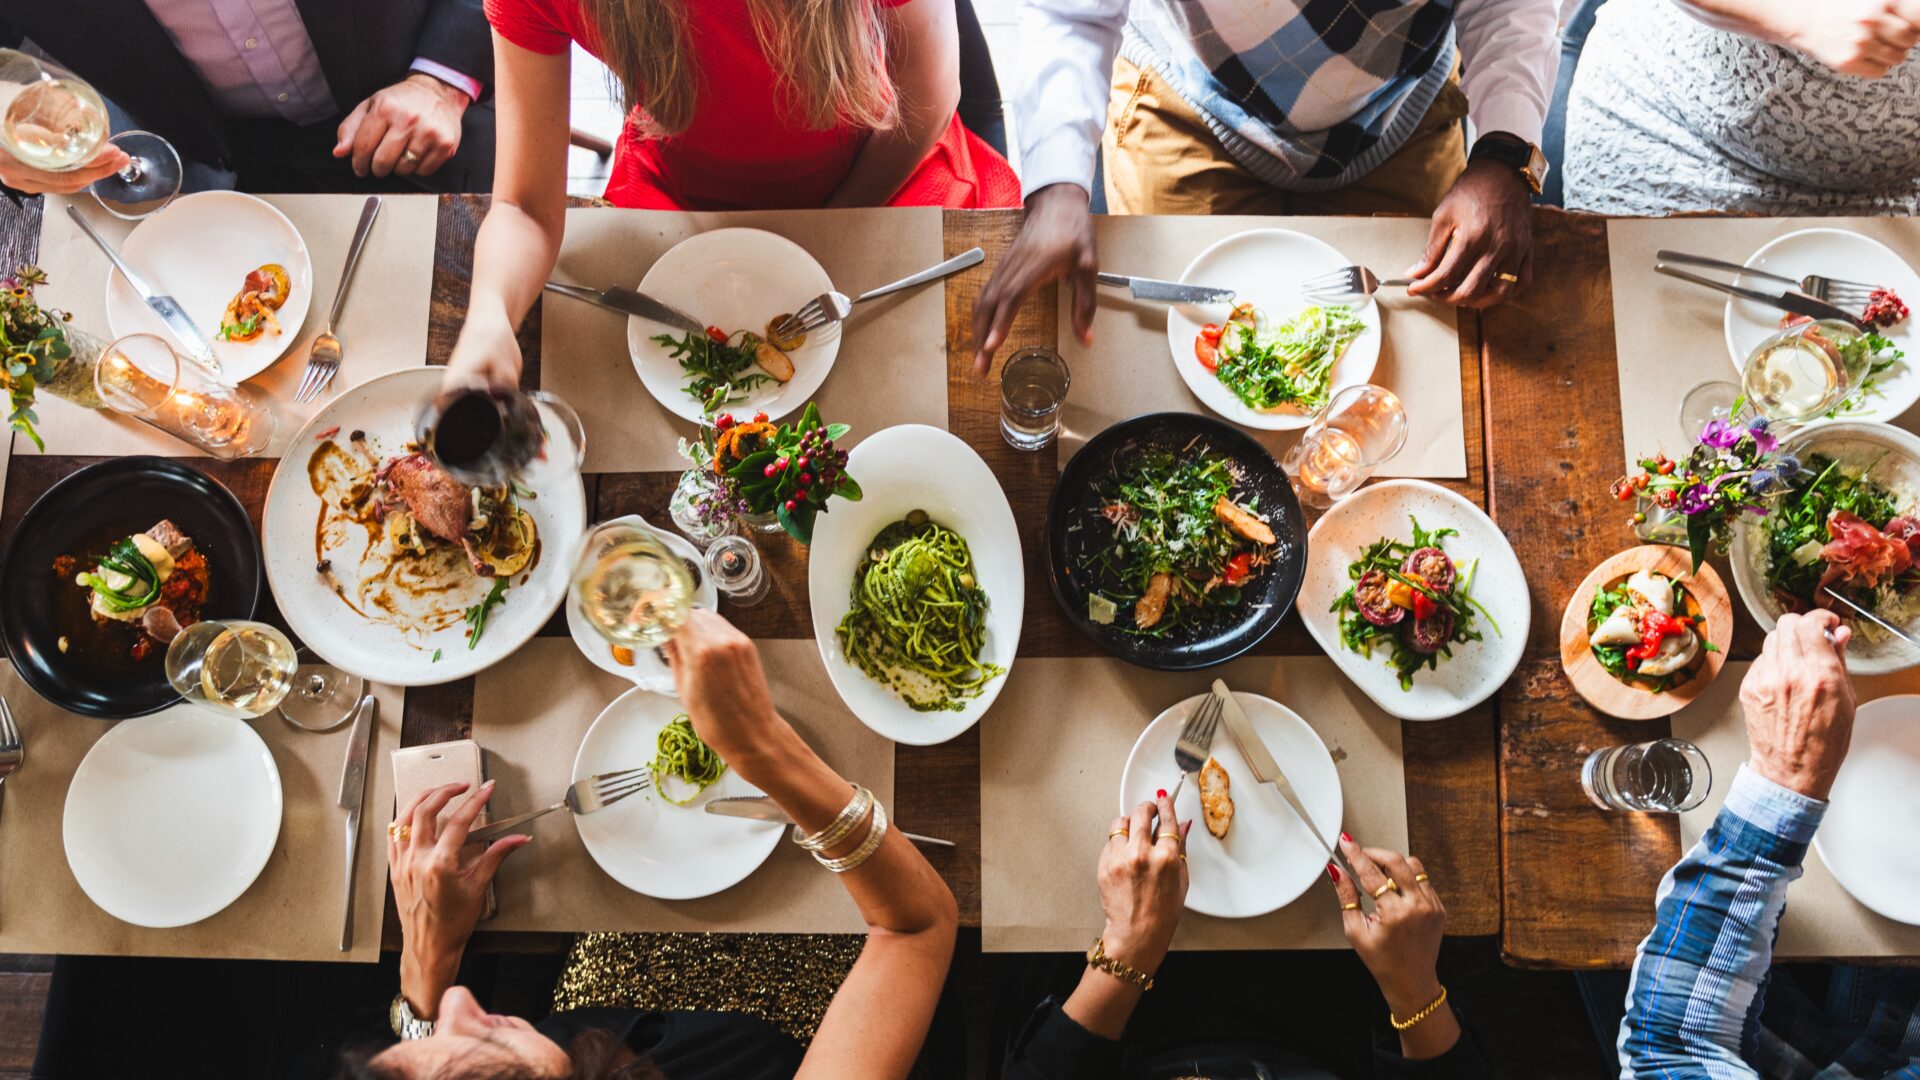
[1331,517,1497,690]
[1194,302,1365,413]
[1762,452,1920,622]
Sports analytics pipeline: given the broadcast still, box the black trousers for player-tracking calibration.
[214,100,496,196]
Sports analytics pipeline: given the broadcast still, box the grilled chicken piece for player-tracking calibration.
[1213,496,1276,545]
[1199,756,1234,839]
[377,454,492,575]
[753,340,795,383]
[1135,572,1172,629]
[144,519,194,560]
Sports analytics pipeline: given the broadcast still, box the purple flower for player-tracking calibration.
[1749,467,1781,494]
[1748,425,1778,455]
[1698,419,1741,449]
[1679,483,1713,514]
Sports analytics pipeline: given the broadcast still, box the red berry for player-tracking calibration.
[714,414,734,431]
[754,411,768,423]
[794,487,809,502]
[762,463,776,478]
[783,499,796,512]
[800,472,812,485]
[797,456,810,470]
[776,458,789,471]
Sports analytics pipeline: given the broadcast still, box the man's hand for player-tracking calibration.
[334,73,469,179]
[1775,0,1920,78]
[971,183,1096,374]
[0,143,128,196]
[1405,158,1533,309]
[1740,610,1857,799]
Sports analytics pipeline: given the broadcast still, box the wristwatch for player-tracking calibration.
[1469,132,1548,196]
[390,993,436,1040]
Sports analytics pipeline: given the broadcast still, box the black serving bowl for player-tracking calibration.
[0,457,262,718]
[1046,412,1306,670]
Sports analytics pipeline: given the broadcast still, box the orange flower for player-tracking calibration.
[712,420,776,472]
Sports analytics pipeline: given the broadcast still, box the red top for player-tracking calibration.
[485,0,1021,210]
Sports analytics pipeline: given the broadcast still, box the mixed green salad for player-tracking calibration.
[653,328,775,413]
[1332,517,1496,690]
[1763,452,1915,611]
[1194,303,1365,413]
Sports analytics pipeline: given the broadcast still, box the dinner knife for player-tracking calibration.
[1210,679,1337,861]
[336,693,376,951]
[65,204,225,378]
[704,795,956,848]
[1653,260,1869,332]
[1095,272,1236,305]
[542,280,707,336]
[1821,586,1920,652]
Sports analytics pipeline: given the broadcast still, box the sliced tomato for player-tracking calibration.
[1195,334,1219,371]
[1200,323,1224,345]
[705,325,728,344]
[1223,552,1252,585]
[1410,590,1438,621]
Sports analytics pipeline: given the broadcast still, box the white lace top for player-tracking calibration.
[1563,0,1920,215]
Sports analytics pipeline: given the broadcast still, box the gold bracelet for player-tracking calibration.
[1085,937,1154,992]
[816,800,889,873]
[793,785,872,853]
[1389,985,1448,1031]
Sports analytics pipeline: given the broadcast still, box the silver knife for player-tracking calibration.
[705,795,956,848]
[336,693,376,951]
[1211,679,1337,861]
[543,280,707,336]
[65,204,225,378]
[1096,272,1236,305]
[1653,261,1869,332]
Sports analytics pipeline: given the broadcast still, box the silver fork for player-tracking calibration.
[1166,690,1224,804]
[775,247,986,338]
[296,195,381,403]
[0,697,20,830]
[464,767,653,842]
[1654,250,1882,309]
[1301,265,1413,304]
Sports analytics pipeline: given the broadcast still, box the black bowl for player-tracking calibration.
[1046,413,1306,670]
[0,457,262,718]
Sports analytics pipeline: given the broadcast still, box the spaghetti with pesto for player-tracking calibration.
[650,714,727,806]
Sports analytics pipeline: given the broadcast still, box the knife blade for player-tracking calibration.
[542,280,707,336]
[65,205,225,378]
[1211,679,1336,861]
[1095,272,1236,305]
[1653,261,1869,332]
[336,693,376,951]
[704,795,956,848]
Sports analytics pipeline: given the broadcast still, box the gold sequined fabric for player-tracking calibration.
[552,931,864,1045]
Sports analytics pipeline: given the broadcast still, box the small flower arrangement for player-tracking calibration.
[0,265,76,450]
[1611,417,1798,571]
[680,402,861,544]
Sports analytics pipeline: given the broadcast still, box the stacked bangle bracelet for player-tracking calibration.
[792,784,889,873]
[817,800,888,873]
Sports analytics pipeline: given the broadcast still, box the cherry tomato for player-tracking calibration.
[705,325,728,344]
[1200,323,1224,345]
[1411,589,1438,622]
[1195,335,1219,372]
[753,411,768,423]
[1223,552,1251,585]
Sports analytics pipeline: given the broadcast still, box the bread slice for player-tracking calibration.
[1198,756,1234,839]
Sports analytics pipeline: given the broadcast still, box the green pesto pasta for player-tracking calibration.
[651,714,727,806]
[835,512,1005,713]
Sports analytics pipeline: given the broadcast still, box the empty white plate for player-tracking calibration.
[572,688,781,900]
[63,710,283,928]
[1119,691,1341,919]
[1815,694,1920,924]
[1165,229,1381,431]
[626,228,841,425]
[105,190,314,382]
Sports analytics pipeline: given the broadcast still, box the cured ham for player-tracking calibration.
[1817,511,1914,604]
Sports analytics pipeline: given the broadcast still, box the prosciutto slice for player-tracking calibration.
[1816,511,1914,604]
[1884,515,1920,562]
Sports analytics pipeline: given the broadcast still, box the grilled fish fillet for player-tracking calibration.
[1199,756,1234,839]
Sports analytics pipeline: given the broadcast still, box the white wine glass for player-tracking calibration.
[0,48,181,219]
[571,519,696,652]
[165,620,364,728]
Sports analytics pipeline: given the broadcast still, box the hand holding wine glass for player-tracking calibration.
[0,142,126,195]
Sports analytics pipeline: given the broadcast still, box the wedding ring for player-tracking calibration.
[1371,880,1398,899]
[1341,902,1361,911]
[1415,873,1430,883]
[1108,829,1129,840]
[388,822,410,842]
[1496,272,1520,284]
[1155,831,1181,844]
[401,149,421,165]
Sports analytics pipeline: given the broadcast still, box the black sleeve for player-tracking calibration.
[1002,997,1125,1080]
[415,0,495,97]
[1371,1010,1492,1080]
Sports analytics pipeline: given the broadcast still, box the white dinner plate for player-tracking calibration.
[63,710,283,928]
[807,425,1023,745]
[626,228,841,424]
[1814,694,1920,924]
[1165,229,1381,431]
[1298,480,1530,721]
[1119,692,1341,919]
[261,368,588,685]
[572,687,781,899]
[105,191,314,382]
[1723,228,1920,424]
[565,514,718,692]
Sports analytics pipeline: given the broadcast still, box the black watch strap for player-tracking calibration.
[1469,133,1545,195]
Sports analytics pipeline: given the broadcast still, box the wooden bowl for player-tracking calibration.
[1559,545,1733,720]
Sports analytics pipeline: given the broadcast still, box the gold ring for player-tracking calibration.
[387,822,410,842]
[402,149,421,165]
[1341,902,1361,911]
[1179,854,1187,862]
[1107,829,1129,840]
[1497,272,1519,284]
[1155,831,1181,844]
[1371,880,1398,899]
[1415,873,1430,883]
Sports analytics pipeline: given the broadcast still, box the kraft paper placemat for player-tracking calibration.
[469,638,895,934]
[1056,216,1465,478]
[980,655,1407,952]
[1672,662,1920,958]
[540,207,949,473]
[0,662,399,961]
[1608,218,1920,469]
[22,192,436,458]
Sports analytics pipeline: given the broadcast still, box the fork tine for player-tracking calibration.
[592,778,653,808]
[593,766,650,784]
[0,697,14,747]
[294,363,321,404]
[1299,267,1350,289]
[311,361,341,401]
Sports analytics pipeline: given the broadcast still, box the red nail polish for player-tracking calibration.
[1326,862,1341,882]
[1156,789,1167,799]
[1340,832,1353,844]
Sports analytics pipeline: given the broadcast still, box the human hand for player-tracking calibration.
[334,72,469,179]
[0,143,128,196]
[1095,792,1189,978]
[970,183,1096,374]
[662,610,783,766]
[1405,158,1533,309]
[390,781,530,1017]
[1331,835,1447,1019]
[444,306,524,394]
[1741,610,1856,799]
[1775,0,1920,78]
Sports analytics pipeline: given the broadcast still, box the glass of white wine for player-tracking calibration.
[0,48,181,219]
[165,620,365,728]
[1740,319,1871,426]
[572,520,696,652]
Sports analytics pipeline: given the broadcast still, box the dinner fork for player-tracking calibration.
[0,697,20,831]
[1655,251,1882,309]
[1300,265,1414,304]
[464,768,653,842]
[1166,690,1224,805]
[774,247,986,338]
[296,195,381,403]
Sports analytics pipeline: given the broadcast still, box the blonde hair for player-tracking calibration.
[583,0,898,138]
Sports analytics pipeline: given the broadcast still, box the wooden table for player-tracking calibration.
[0,195,1503,954]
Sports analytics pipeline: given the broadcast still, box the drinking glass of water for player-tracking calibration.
[1000,347,1070,451]
[1581,737,1711,813]
[1282,383,1408,508]
[96,334,278,458]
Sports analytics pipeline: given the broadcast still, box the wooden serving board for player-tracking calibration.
[1559,544,1734,721]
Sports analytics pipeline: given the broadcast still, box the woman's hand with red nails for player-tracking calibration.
[1094,792,1188,978]
[389,781,530,1018]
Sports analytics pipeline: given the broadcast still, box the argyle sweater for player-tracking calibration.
[1121,0,1458,191]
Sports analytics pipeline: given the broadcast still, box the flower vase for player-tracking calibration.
[737,509,784,535]
[35,325,106,410]
[668,467,740,549]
